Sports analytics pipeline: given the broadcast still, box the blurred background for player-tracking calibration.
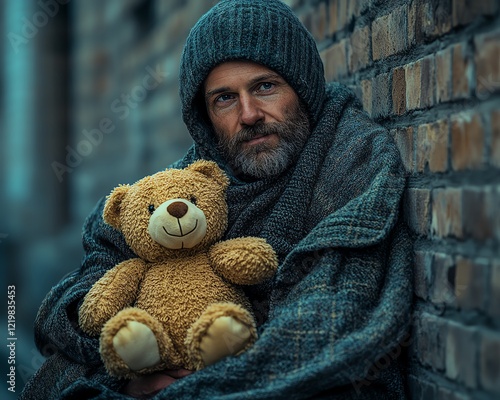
[2,0,500,398]
[1,0,217,395]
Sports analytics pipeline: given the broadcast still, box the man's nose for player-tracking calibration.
[239,94,264,126]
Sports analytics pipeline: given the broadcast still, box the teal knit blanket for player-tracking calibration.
[21,83,412,399]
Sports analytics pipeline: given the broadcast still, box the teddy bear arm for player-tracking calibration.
[78,258,148,336]
[209,237,278,285]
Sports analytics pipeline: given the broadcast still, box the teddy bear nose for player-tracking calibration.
[167,201,189,219]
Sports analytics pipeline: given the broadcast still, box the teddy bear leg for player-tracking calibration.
[100,307,176,378]
[186,302,257,369]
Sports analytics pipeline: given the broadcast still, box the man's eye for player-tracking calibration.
[258,82,274,92]
[215,94,234,103]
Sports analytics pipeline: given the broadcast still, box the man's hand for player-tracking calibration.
[122,369,192,399]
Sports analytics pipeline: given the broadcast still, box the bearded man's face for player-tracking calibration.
[204,61,310,179]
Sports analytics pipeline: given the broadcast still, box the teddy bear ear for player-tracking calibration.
[102,184,130,230]
[187,160,230,189]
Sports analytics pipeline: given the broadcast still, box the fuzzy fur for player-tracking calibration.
[78,160,278,379]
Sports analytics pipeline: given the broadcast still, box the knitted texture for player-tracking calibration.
[21,83,412,399]
[179,0,326,153]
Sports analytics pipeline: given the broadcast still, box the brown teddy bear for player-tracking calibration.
[78,160,278,379]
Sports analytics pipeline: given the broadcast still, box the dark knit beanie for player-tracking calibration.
[179,0,326,135]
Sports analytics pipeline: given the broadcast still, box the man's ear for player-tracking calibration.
[187,160,230,190]
[103,185,130,230]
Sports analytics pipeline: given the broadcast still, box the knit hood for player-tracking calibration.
[179,0,326,162]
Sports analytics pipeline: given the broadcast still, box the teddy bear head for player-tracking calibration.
[103,160,230,262]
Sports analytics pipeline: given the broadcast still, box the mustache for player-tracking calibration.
[233,122,287,143]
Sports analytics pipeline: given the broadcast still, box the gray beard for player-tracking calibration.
[216,104,310,179]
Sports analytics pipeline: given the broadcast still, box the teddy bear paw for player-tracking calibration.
[199,316,252,366]
[112,321,161,371]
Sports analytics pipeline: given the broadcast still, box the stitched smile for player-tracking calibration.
[163,219,198,237]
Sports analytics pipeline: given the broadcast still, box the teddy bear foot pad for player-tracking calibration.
[113,320,161,371]
[199,315,253,366]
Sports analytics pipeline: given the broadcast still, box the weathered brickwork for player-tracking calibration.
[291,0,500,397]
[70,1,215,222]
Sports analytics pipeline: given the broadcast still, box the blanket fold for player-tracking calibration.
[21,83,412,400]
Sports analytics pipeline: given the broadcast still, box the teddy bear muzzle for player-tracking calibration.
[148,198,207,249]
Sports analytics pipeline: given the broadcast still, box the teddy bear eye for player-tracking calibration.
[189,196,197,205]
[148,204,155,214]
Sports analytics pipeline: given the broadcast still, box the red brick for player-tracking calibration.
[452,0,499,27]
[490,261,500,319]
[349,25,371,73]
[410,0,452,44]
[492,110,500,167]
[392,67,406,115]
[408,0,452,43]
[454,256,489,311]
[405,60,422,110]
[451,113,485,171]
[495,185,500,241]
[416,119,448,172]
[445,321,478,388]
[475,30,500,101]
[431,187,463,238]
[347,0,368,19]
[430,253,455,306]
[415,313,447,371]
[428,120,448,171]
[371,72,391,118]
[452,42,472,100]
[392,127,414,172]
[328,0,338,35]
[322,40,348,81]
[371,5,408,61]
[431,0,453,37]
[311,2,327,42]
[346,0,357,21]
[414,250,432,299]
[435,47,452,103]
[479,329,500,394]
[405,55,437,110]
[327,0,349,34]
[337,0,349,30]
[408,1,417,45]
[420,55,436,107]
[361,79,372,115]
[462,186,495,240]
[404,188,431,235]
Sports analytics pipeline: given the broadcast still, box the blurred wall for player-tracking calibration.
[1,0,215,396]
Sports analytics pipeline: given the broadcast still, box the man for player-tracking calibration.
[21,0,412,398]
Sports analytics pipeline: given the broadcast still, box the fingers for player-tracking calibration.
[162,369,193,378]
[122,369,193,398]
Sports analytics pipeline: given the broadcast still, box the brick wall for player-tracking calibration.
[289,0,500,398]
[69,0,216,222]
